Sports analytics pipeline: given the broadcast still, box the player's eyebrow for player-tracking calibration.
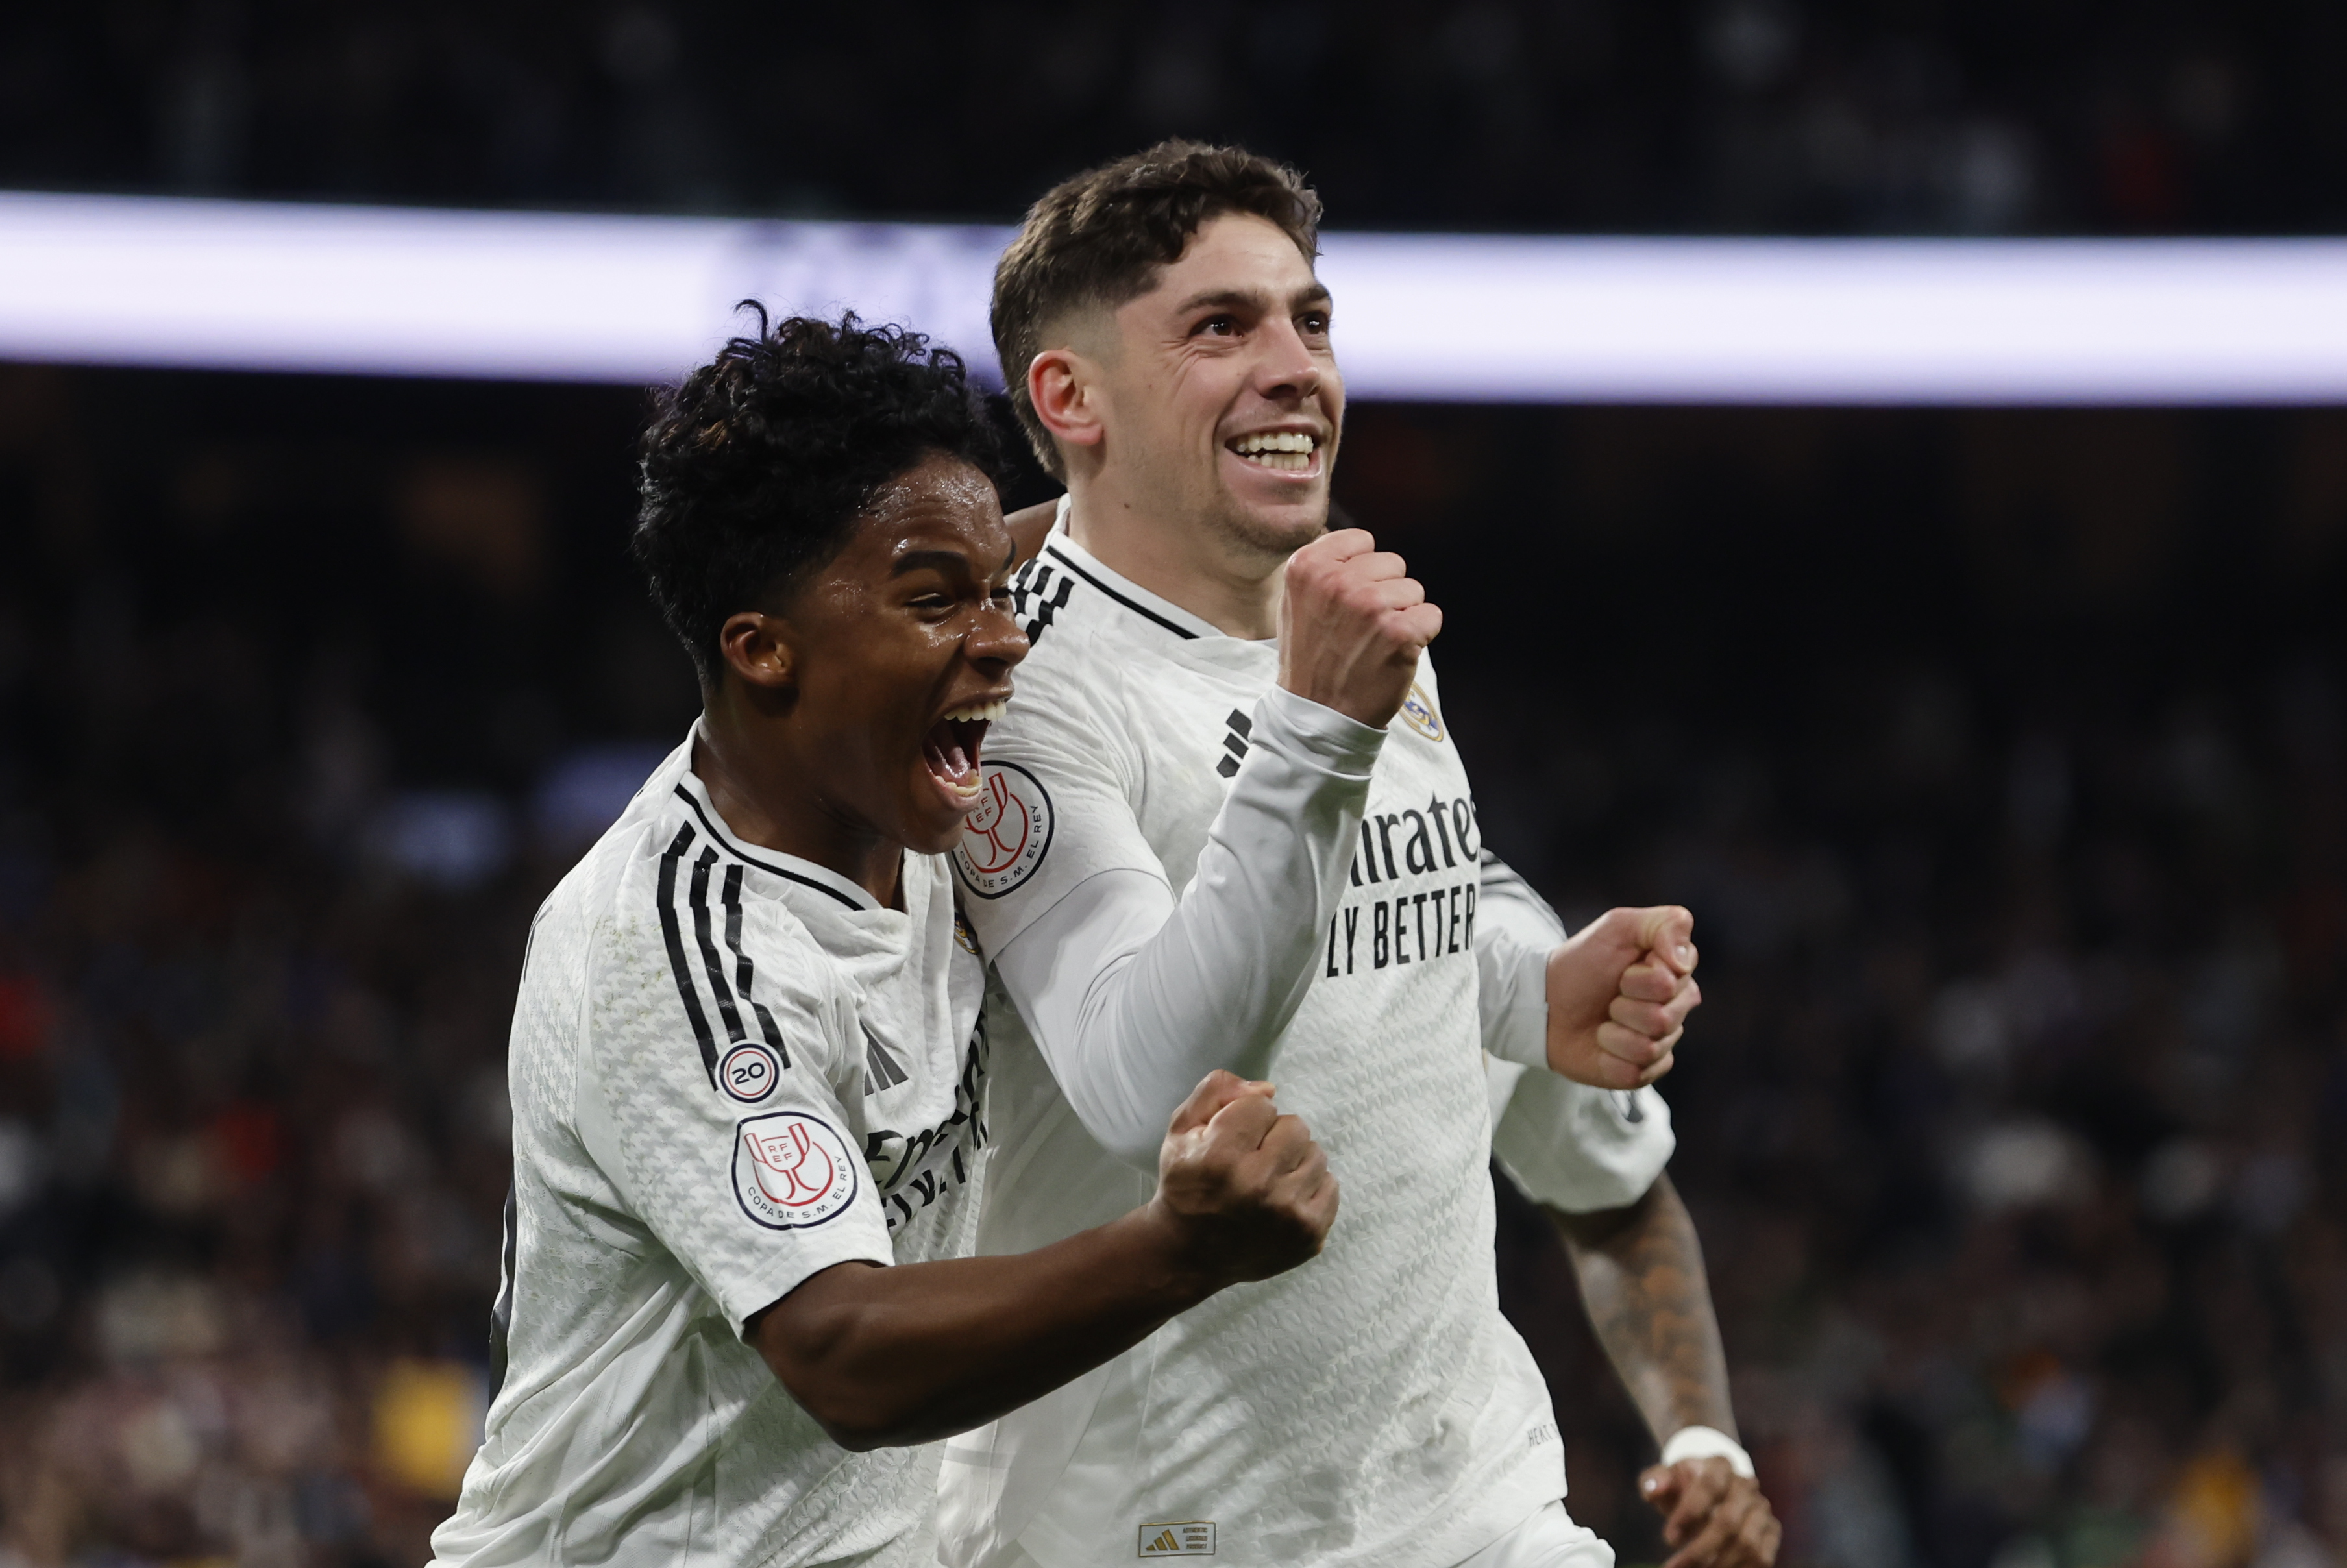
[1173,282,1334,317]
[890,548,977,580]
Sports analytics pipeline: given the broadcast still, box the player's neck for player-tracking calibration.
[691,711,903,908]
[1063,479,1283,641]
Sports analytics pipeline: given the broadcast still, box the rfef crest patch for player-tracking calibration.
[717,1040,780,1105]
[952,762,1054,900]
[1398,682,1444,742]
[734,1112,857,1230]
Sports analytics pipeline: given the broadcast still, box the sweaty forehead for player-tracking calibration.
[849,456,1005,563]
[865,454,997,519]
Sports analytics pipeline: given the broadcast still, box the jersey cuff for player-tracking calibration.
[717,1234,896,1340]
[1481,926,1554,1070]
[1255,684,1387,776]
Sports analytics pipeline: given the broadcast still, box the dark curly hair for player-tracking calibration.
[992,141,1322,478]
[633,309,1005,687]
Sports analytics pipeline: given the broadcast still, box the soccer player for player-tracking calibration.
[940,146,1778,1567]
[428,314,1355,1568]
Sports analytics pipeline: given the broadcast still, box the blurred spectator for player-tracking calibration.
[4,2,2344,235]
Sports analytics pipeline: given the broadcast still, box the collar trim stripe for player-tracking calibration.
[670,785,870,911]
[1038,541,1199,642]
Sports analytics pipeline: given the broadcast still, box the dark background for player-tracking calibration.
[7,0,2346,235]
[4,3,2347,1566]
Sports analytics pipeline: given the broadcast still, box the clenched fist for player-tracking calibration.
[1641,1457,1781,1568]
[1277,528,1443,729]
[1148,1070,1340,1288]
[1546,905,1702,1090]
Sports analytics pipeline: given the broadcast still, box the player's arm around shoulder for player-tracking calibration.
[1004,498,1058,565]
[746,1069,1338,1451]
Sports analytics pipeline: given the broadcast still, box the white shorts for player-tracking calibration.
[1451,1501,1615,1568]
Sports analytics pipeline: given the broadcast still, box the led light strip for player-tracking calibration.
[4,190,2344,402]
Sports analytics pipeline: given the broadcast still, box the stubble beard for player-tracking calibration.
[1196,480,1330,576]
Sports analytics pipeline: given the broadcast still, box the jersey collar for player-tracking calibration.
[1037,496,1227,646]
[672,728,886,913]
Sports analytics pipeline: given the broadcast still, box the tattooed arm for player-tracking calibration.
[1549,1173,1782,1568]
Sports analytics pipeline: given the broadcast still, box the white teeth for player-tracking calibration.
[942,699,1008,723]
[1231,432,1318,455]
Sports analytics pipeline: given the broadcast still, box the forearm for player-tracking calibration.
[996,689,1380,1164]
[1549,1173,1737,1443]
[754,1202,1209,1451]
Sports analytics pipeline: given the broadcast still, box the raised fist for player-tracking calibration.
[1277,528,1443,729]
[1149,1070,1340,1287]
[1546,905,1702,1090]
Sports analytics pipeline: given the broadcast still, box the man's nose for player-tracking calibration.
[1254,317,1322,400]
[970,603,1031,667]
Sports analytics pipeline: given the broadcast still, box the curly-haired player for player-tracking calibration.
[428,313,1343,1568]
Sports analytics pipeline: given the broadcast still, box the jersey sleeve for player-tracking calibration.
[1488,1056,1677,1214]
[952,650,1164,956]
[1475,850,1676,1210]
[965,668,1386,1168]
[1475,850,1560,1069]
[574,889,893,1336]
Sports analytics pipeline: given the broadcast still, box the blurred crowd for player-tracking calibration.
[3,365,2347,1568]
[1479,645,2347,1568]
[5,1,2343,236]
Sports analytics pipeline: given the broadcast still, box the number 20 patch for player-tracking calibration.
[717,1041,781,1104]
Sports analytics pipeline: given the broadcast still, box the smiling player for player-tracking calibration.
[938,145,1772,1568]
[428,314,1351,1568]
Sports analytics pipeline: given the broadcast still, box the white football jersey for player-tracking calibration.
[431,731,989,1568]
[939,522,1659,1568]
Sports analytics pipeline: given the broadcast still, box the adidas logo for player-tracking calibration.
[1214,709,1251,779]
[1137,1520,1214,1556]
[862,1023,909,1095]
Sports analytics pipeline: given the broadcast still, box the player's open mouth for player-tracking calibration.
[923,698,1006,805]
[1227,430,1321,474]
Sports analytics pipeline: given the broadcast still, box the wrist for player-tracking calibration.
[1660,1424,1754,1478]
[1259,683,1387,770]
[1124,1197,1227,1306]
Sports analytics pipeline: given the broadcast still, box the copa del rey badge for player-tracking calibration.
[953,762,1053,900]
[733,1112,857,1230]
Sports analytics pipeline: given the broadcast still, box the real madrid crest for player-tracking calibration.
[1398,682,1444,742]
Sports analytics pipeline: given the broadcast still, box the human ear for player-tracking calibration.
[1027,347,1103,454]
[716,611,796,692]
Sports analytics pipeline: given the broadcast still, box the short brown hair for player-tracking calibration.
[992,140,1323,478]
